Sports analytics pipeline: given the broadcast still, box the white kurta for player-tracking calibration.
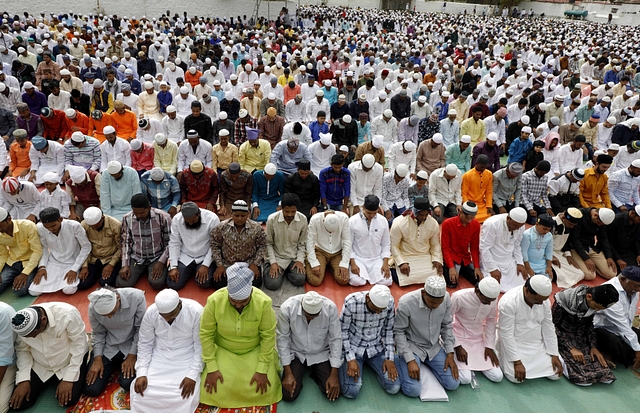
[450,288,498,371]
[0,182,40,220]
[348,212,391,286]
[131,299,203,413]
[28,141,65,185]
[29,220,91,295]
[497,287,560,380]
[550,215,584,288]
[480,214,525,292]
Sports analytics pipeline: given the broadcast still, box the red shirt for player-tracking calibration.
[179,167,219,210]
[440,216,481,268]
[41,109,69,140]
[130,143,155,171]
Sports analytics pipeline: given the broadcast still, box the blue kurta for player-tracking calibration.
[521,226,553,274]
[252,170,284,222]
[100,166,142,221]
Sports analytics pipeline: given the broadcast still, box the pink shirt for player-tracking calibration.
[131,143,155,171]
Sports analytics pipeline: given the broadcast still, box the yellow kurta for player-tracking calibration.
[199,287,282,408]
[153,139,179,175]
[460,117,486,145]
[389,214,442,286]
[461,169,494,223]
[238,140,272,172]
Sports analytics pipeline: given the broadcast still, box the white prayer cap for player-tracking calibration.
[166,105,176,113]
[460,135,472,144]
[144,81,154,89]
[130,139,142,151]
[486,132,498,142]
[107,161,123,175]
[606,116,617,125]
[264,163,277,175]
[598,208,615,225]
[509,207,528,224]
[372,135,383,149]
[478,277,500,299]
[448,109,457,116]
[89,288,118,315]
[521,126,532,134]
[416,170,428,180]
[520,115,530,125]
[424,276,446,298]
[154,133,167,144]
[67,165,86,184]
[339,145,349,153]
[155,288,180,314]
[238,109,248,118]
[71,132,85,142]
[319,133,332,145]
[608,144,620,151]
[529,274,552,297]
[180,86,190,94]
[324,214,340,233]
[150,167,165,181]
[84,206,103,225]
[60,69,71,76]
[227,262,254,300]
[369,284,391,309]
[11,308,39,337]
[301,291,323,315]
[403,141,416,152]
[383,109,393,118]
[102,125,116,135]
[23,82,34,89]
[219,111,228,120]
[219,129,230,137]
[432,133,443,144]
[0,207,7,222]
[445,164,458,176]
[342,114,352,123]
[362,154,375,168]
[396,164,409,178]
[65,108,77,118]
[42,172,59,183]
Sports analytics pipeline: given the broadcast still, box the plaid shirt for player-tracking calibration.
[340,291,395,362]
[520,170,551,210]
[121,208,172,264]
[233,117,259,146]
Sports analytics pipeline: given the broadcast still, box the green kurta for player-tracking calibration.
[199,287,282,408]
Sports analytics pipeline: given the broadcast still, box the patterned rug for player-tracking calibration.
[66,375,277,413]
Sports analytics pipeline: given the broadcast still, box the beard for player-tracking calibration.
[185,217,202,230]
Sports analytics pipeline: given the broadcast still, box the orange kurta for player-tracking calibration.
[87,112,113,143]
[110,110,138,139]
[9,141,32,177]
[461,168,494,223]
[64,112,90,138]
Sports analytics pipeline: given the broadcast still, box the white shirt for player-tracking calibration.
[369,98,390,120]
[29,140,64,175]
[177,139,213,171]
[200,97,220,122]
[116,92,139,116]
[35,187,72,218]
[101,138,132,171]
[308,141,336,176]
[306,98,330,123]
[282,122,312,146]
[370,115,398,150]
[47,90,71,111]
[173,94,197,117]
[594,277,640,352]
[306,211,351,268]
[300,83,320,104]
[15,302,88,383]
[348,161,383,207]
[428,167,462,206]
[480,214,525,292]
[162,114,186,143]
[285,99,306,123]
[557,143,583,174]
[388,141,417,173]
[169,209,220,267]
[349,212,390,260]
[137,118,164,144]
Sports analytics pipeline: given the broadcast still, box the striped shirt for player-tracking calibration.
[63,136,101,171]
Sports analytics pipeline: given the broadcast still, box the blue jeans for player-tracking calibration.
[396,349,460,393]
[339,353,400,399]
[327,202,344,211]
[0,261,36,297]
[386,204,406,227]
[612,204,634,214]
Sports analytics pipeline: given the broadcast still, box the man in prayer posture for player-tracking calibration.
[30,207,91,296]
[167,202,220,290]
[441,201,482,288]
[131,289,203,413]
[497,275,564,383]
[461,154,494,223]
[84,287,146,396]
[480,207,528,292]
[549,208,586,289]
[594,266,640,373]
[389,197,442,287]
[306,211,351,287]
[277,291,341,401]
[394,276,460,397]
[9,303,88,409]
[339,285,400,399]
[552,284,618,386]
[100,161,142,221]
[200,262,282,408]
[451,277,503,385]
[348,194,391,287]
[264,193,308,290]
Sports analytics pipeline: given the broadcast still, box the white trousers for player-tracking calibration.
[458,367,503,384]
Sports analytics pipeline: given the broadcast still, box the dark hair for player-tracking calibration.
[620,75,630,82]
[191,101,201,108]
[518,98,528,105]
[131,193,150,208]
[331,154,345,164]
[317,110,326,117]
[281,193,300,208]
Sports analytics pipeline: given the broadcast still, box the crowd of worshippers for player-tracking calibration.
[0,264,637,412]
[0,3,640,410]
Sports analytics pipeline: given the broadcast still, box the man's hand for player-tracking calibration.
[590,348,607,367]
[122,354,136,379]
[28,171,36,182]
[205,203,215,212]
[13,273,28,290]
[78,266,89,281]
[620,205,629,213]
[484,348,500,367]
[567,256,579,269]
[523,263,535,278]
[456,205,463,214]
[341,204,349,214]
[56,381,74,406]
[281,367,297,398]
[551,355,563,377]
[86,356,104,386]
[552,256,561,268]
[487,207,494,216]
[607,258,617,272]
[352,205,360,215]
[433,261,443,276]
[455,345,468,364]
[9,381,31,409]
[407,359,421,380]
[473,267,483,280]
[168,206,178,217]
[399,263,410,276]
[64,270,78,284]
[134,376,148,396]
[250,372,271,394]
[499,206,507,214]
[529,209,537,219]
[19,168,30,178]
[490,269,502,282]
[34,268,47,285]
[150,261,165,280]
[311,265,321,277]
[514,360,526,382]
[433,206,442,216]
[292,261,305,274]
[338,266,349,283]
[449,267,459,284]
[546,264,554,280]
[326,368,340,401]
[633,351,640,370]
[252,207,260,219]
[350,261,360,275]
[517,264,529,280]
[385,210,392,220]
[179,377,196,399]
[570,347,585,364]
[213,266,226,282]
[584,258,597,274]
[269,263,282,278]
[69,212,79,222]
[119,266,131,281]
[249,263,260,279]
[101,264,114,280]
[204,370,224,393]
[346,359,360,380]
[62,171,70,182]
[546,208,555,217]
[195,265,210,283]
[382,359,398,382]
[310,206,318,216]
[381,261,390,279]
[218,206,226,217]
[444,352,458,380]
